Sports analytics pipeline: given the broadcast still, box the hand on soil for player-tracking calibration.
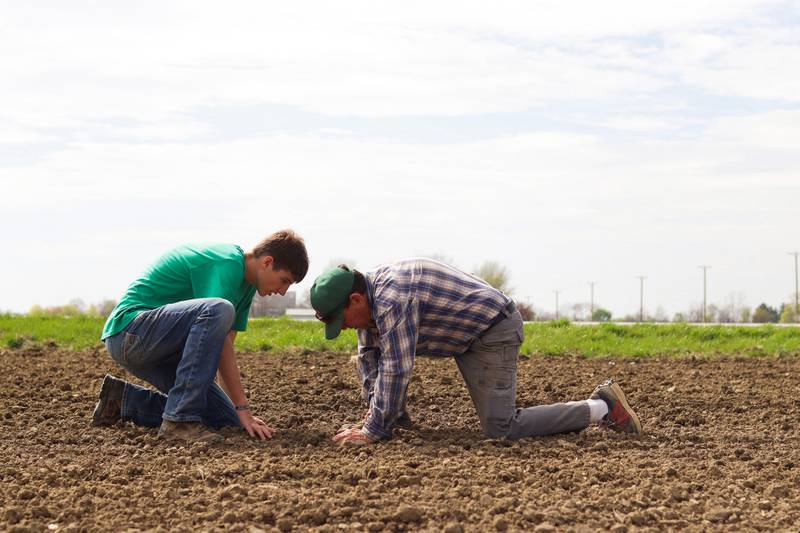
[333,427,374,446]
[238,411,275,440]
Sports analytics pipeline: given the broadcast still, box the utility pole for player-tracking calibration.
[588,281,595,319]
[554,290,560,320]
[791,252,799,322]
[636,276,645,322]
[699,265,711,323]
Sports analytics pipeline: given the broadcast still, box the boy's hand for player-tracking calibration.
[237,410,275,440]
[333,426,374,446]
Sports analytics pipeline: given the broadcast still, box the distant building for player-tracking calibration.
[249,291,297,317]
[286,308,317,321]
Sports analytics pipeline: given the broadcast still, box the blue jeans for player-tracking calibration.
[104,298,241,429]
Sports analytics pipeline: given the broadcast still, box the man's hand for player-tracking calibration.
[333,426,374,446]
[237,409,275,440]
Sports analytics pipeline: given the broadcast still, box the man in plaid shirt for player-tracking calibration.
[311,258,642,445]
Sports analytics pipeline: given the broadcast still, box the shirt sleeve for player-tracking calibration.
[362,299,419,441]
[357,328,381,406]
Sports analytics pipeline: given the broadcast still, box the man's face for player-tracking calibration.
[256,257,295,297]
[342,293,373,330]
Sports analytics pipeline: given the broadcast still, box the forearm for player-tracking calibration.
[363,370,411,440]
[357,354,378,405]
[218,336,248,406]
[357,332,380,402]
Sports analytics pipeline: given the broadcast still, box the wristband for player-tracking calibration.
[235,404,250,411]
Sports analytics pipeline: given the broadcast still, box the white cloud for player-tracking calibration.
[704,110,800,151]
[661,27,800,102]
[1,0,796,128]
[1,1,798,315]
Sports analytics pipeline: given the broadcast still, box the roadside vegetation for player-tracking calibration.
[2,314,799,357]
[525,319,800,357]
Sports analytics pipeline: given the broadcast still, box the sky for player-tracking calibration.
[1,1,799,319]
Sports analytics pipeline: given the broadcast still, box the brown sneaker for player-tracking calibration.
[91,374,125,427]
[591,379,643,435]
[157,420,224,443]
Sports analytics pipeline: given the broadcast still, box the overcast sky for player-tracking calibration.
[1,1,798,318]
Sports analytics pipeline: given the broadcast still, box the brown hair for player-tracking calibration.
[338,264,367,306]
[252,229,309,282]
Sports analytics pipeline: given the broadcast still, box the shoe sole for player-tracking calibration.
[157,427,224,443]
[90,399,107,427]
[90,376,117,427]
[609,382,643,435]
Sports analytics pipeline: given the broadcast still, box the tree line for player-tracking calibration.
[16,260,799,324]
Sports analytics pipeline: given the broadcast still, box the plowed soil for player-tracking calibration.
[1,345,799,532]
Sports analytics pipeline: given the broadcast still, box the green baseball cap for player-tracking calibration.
[310,267,355,339]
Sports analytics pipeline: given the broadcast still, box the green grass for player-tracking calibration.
[0,315,356,353]
[523,321,800,357]
[1,314,107,350]
[236,318,356,352]
[1,314,799,356]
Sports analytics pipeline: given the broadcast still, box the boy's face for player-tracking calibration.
[256,256,295,297]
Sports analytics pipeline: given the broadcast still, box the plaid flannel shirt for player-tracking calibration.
[357,258,511,440]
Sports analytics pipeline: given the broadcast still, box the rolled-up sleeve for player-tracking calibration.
[362,300,419,441]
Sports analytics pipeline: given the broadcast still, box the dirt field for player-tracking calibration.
[1,345,799,532]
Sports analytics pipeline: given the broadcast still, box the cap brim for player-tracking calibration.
[324,309,345,340]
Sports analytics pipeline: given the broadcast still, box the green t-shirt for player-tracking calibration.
[101,243,257,340]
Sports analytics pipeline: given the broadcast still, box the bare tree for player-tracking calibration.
[295,288,312,309]
[97,299,117,317]
[686,304,704,323]
[719,291,748,323]
[739,306,752,323]
[687,303,719,323]
[571,303,589,321]
[515,301,536,321]
[68,298,86,313]
[474,261,513,295]
[716,306,735,323]
[707,303,719,323]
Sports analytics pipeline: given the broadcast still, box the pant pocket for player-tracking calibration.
[121,332,143,366]
[501,344,521,363]
[487,364,515,391]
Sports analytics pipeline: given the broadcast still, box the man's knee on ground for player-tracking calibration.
[483,418,511,439]
[202,298,236,328]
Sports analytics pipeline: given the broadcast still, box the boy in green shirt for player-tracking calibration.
[93,229,309,442]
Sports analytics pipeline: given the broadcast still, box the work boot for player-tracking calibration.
[157,420,224,443]
[91,374,125,426]
[591,379,643,435]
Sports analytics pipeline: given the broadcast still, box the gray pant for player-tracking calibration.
[455,310,590,439]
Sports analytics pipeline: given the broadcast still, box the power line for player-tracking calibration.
[699,265,711,323]
[636,276,646,322]
[588,281,596,318]
[554,290,561,320]
[791,252,799,322]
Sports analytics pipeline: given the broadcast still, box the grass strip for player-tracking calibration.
[1,315,798,357]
